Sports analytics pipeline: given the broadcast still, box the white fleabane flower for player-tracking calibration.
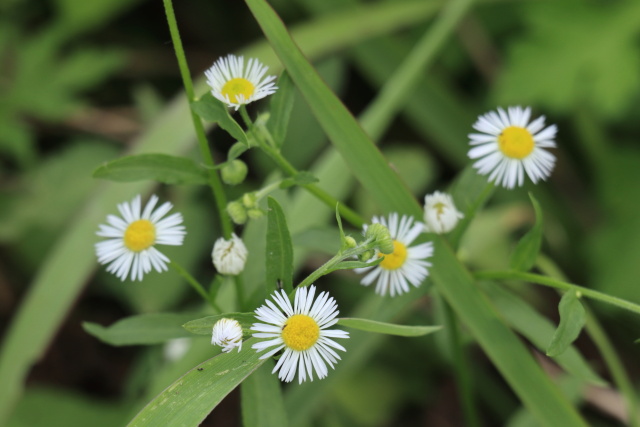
[423,191,464,234]
[205,54,277,110]
[251,285,349,384]
[95,195,185,281]
[468,106,557,189]
[212,233,248,275]
[355,213,433,297]
[212,318,244,353]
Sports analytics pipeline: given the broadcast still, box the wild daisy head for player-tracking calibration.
[205,54,277,110]
[423,191,464,234]
[251,285,349,384]
[212,233,248,276]
[355,213,433,297]
[211,318,244,353]
[95,194,185,281]
[468,106,557,189]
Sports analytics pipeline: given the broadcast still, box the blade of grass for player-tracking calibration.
[244,0,587,424]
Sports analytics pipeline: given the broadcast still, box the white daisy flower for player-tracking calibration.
[95,194,186,281]
[355,213,433,297]
[468,106,557,189]
[212,318,244,353]
[423,191,464,234]
[212,233,248,275]
[205,54,277,110]
[251,285,349,384]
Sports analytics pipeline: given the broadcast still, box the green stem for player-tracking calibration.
[255,125,365,227]
[442,300,480,427]
[169,261,221,311]
[536,256,640,426]
[474,270,640,316]
[163,0,232,239]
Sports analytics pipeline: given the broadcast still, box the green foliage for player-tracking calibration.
[495,0,640,118]
[510,193,543,272]
[82,313,198,346]
[191,93,248,144]
[547,291,587,358]
[241,359,288,427]
[266,71,295,147]
[93,154,209,185]
[337,318,441,337]
[182,313,257,336]
[266,197,294,294]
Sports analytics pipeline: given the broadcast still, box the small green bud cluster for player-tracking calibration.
[365,223,394,254]
[227,191,265,225]
[221,160,248,185]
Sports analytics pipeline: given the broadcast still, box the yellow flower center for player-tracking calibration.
[378,240,408,270]
[498,126,535,159]
[433,202,446,216]
[221,78,255,104]
[124,219,156,252]
[281,314,320,351]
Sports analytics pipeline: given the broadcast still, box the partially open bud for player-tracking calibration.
[365,223,394,254]
[423,191,463,234]
[227,201,247,225]
[221,160,248,185]
[212,233,248,275]
[211,318,243,353]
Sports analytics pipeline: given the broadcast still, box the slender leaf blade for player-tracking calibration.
[92,154,208,185]
[183,313,256,336]
[266,197,294,294]
[128,338,266,427]
[267,71,295,147]
[82,313,197,346]
[547,291,587,357]
[510,193,544,271]
[338,318,441,337]
[241,359,288,427]
[191,93,248,144]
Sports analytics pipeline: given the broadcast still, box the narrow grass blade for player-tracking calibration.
[510,193,543,271]
[266,197,294,294]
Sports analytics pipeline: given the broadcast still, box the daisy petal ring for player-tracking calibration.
[95,194,186,281]
[355,213,433,297]
[251,285,349,384]
[468,106,557,189]
[205,54,277,110]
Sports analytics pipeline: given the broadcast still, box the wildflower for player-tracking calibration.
[95,194,185,281]
[212,318,244,353]
[355,213,433,297]
[205,54,277,110]
[468,106,557,189]
[212,233,248,275]
[251,285,349,384]
[423,191,464,234]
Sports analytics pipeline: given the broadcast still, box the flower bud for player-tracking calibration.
[242,192,258,209]
[344,236,357,249]
[212,233,248,275]
[247,208,264,219]
[423,191,463,234]
[227,201,247,225]
[365,223,394,254]
[211,318,243,353]
[221,160,248,185]
[358,249,375,262]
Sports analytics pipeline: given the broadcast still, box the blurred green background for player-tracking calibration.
[1,0,640,425]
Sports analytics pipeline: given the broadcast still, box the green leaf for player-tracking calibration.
[337,318,441,337]
[228,141,250,162]
[328,258,383,272]
[182,313,256,336]
[82,313,197,346]
[191,93,248,144]
[128,338,266,427]
[92,153,208,185]
[267,71,295,147]
[241,359,288,427]
[482,282,606,387]
[266,197,294,294]
[279,171,319,189]
[547,291,587,357]
[510,193,543,271]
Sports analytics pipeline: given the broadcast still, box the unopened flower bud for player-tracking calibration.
[242,192,258,209]
[423,191,463,234]
[212,233,248,275]
[247,208,264,219]
[366,223,394,254]
[344,236,357,248]
[211,318,243,353]
[358,249,375,262]
[227,201,247,225]
[221,160,248,185]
